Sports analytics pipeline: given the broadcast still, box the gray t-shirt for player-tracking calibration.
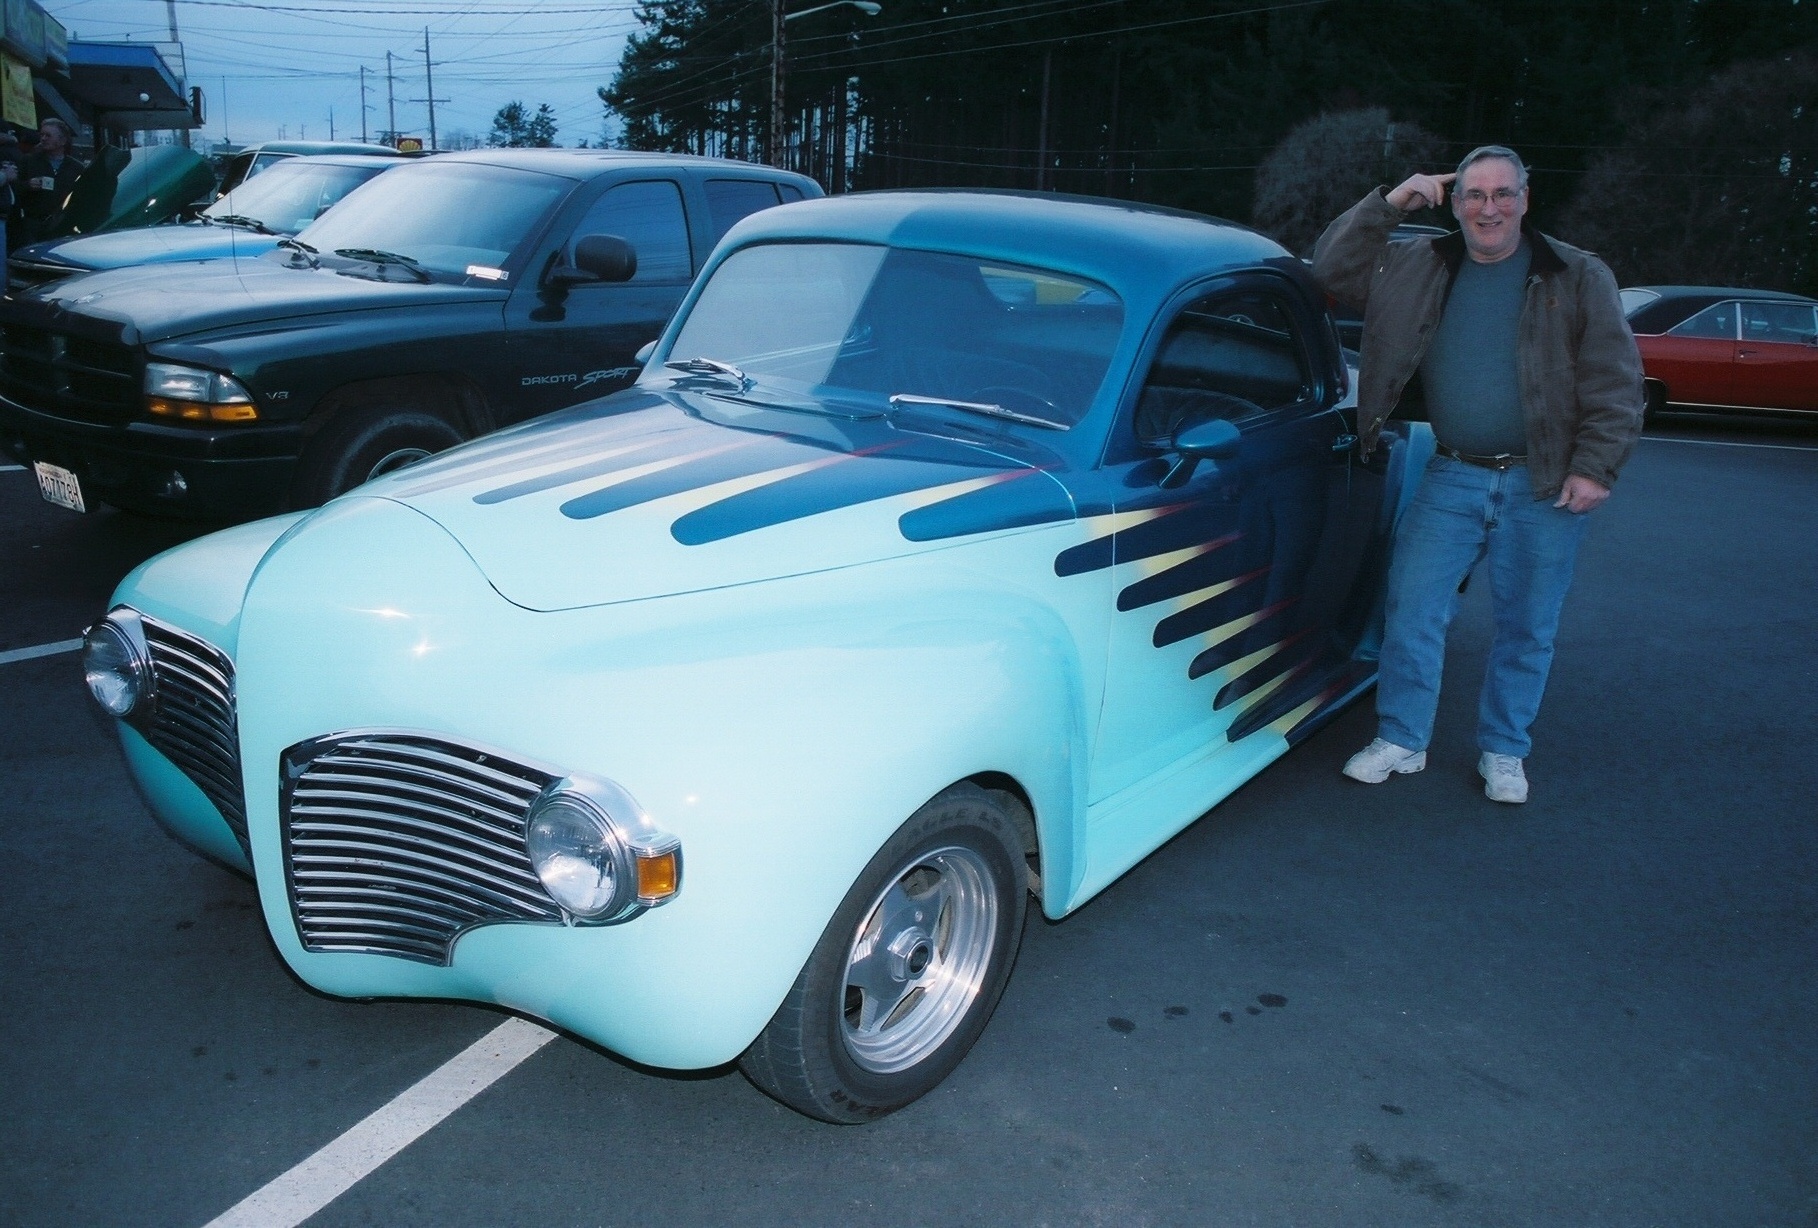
[1420,238,1531,455]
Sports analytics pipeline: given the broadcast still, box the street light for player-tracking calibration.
[771,0,881,170]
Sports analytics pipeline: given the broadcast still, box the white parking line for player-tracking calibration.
[1645,435,1818,453]
[201,1017,557,1228]
[0,638,83,665]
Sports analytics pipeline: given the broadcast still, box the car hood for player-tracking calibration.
[13,257,505,343]
[55,145,216,237]
[353,388,1079,611]
[13,224,280,273]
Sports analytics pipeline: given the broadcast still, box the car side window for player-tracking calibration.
[1741,301,1817,344]
[1133,290,1311,447]
[704,179,783,247]
[571,180,692,283]
[1669,301,1739,340]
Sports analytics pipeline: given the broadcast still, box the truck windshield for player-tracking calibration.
[294,163,570,280]
[666,242,1125,429]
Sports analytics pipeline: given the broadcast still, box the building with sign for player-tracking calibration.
[3,0,198,146]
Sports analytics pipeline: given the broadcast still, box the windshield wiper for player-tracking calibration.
[334,248,432,283]
[207,213,276,235]
[275,237,319,267]
[665,356,751,390]
[888,392,1066,431]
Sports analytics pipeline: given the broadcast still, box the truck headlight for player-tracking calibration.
[83,610,153,717]
[144,362,259,423]
[524,775,681,922]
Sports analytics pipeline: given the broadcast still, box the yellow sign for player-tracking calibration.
[395,137,423,153]
[1,52,32,129]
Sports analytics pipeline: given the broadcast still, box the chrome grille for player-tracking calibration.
[137,617,247,856]
[0,321,138,422]
[281,732,563,965]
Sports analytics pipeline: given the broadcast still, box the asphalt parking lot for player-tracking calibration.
[2,416,1814,1228]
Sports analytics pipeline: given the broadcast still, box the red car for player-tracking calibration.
[1624,285,1818,420]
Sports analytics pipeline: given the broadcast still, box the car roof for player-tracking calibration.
[230,140,403,158]
[1623,285,1818,333]
[719,189,1293,310]
[245,153,407,170]
[412,148,822,187]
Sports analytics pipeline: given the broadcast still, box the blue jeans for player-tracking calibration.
[1376,455,1591,758]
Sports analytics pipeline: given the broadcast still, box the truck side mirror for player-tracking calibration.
[547,234,637,288]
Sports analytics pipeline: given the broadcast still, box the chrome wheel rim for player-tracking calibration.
[366,445,434,481]
[840,844,998,1074]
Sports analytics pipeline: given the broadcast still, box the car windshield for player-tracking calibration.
[665,242,1124,428]
[203,160,391,235]
[293,162,570,281]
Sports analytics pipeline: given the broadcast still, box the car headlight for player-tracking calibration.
[524,775,682,922]
[144,362,259,423]
[82,609,153,717]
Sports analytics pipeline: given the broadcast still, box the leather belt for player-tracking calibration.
[1436,443,1527,471]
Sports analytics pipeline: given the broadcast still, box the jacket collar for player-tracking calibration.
[1432,221,1566,277]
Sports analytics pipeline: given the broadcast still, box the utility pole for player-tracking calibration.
[416,28,445,151]
[221,74,228,144]
[769,0,786,168]
[329,107,335,140]
[1035,46,1051,191]
[165,0,190,148]
[386,51,397,146]
[359,66,368,143]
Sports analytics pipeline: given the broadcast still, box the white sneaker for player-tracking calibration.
[1479,753,1528,803]
[1343,738,1427,783]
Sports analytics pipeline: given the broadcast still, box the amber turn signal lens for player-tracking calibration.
[635,849,680,903]
[146,398,259,423]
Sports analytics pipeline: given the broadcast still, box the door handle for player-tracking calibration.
[1331,433,1358,453]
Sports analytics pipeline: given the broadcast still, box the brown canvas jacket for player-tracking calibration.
[1311,187,1643,499]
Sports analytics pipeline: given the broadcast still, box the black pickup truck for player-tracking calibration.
[0,150,820,518]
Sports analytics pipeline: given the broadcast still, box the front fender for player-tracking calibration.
[230,497,1102,1068]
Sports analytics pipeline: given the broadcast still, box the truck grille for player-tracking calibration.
[281,732,563,965]
[137,617,248,856]
[0,322,138,422]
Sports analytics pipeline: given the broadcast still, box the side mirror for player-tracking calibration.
[546,234,637,288]
[1161,418,1241,488]
[634,340,657,366]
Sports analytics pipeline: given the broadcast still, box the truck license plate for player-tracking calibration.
[33,461,87,513]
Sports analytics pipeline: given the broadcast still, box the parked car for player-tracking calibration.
[1623,285,1818,420]
[9,155,402,291]
[81,189,1432,1122]
[212,139,404,196]
[0,150,820,518]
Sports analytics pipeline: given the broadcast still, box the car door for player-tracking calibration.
[1085,276,1378,806]
[503,177,698,424]
[1736,300,1818,411]
[1654,300,1739,406]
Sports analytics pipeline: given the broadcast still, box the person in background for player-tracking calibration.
[19,117,84,245]
[0,129,21,252]
[1311,145,1642,804]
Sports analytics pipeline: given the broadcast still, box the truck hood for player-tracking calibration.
[14,224,280,274]
[15,256,505,343]
[350,388,1079,611]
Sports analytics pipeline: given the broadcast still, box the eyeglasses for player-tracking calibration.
[1455,187,1521,208]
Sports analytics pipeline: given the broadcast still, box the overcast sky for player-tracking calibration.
[43,0,642,149]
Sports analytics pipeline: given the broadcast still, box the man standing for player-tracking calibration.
[1312,145,1641,803]
[19,118,83,246]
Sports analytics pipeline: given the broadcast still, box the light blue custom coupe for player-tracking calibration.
[84,190,1431,1122]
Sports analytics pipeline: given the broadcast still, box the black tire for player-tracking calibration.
[739,784,1027,1123]
[291,406,464,509]
[1642,380,1667,425]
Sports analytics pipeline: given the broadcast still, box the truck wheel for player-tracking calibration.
[291,407,464,508]
[739,785,1026,1123]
